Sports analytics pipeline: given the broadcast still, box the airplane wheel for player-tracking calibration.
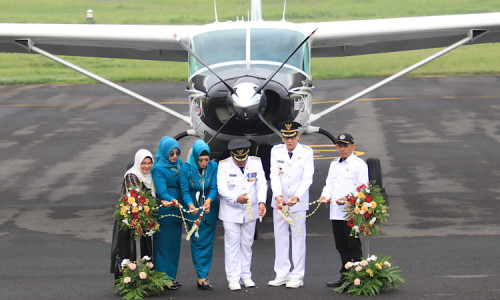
[366,157,388,204]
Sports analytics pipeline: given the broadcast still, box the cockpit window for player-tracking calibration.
[250,28,308,72]
[190,29,246,75]
[189,28,310,75]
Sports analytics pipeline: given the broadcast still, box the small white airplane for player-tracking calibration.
[1,0,499,172]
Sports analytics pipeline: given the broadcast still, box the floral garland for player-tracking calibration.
[156,202,205,241]
[246,197,253,221]
[277,204,301,236]
[115,185,160,239]
[332,255,404,296]
[114,256,172,300]
[345,182,389,238]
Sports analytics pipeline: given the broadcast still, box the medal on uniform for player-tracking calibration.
[247,172,257,182]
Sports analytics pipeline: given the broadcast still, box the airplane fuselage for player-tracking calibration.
[185,23,314,149]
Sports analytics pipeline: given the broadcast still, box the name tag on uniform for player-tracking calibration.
[229,174,237,177]
[277,160,284,163]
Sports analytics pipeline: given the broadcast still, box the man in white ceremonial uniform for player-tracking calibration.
[318,133,368,288]
[217,138,268,291]
[268,121,314,288]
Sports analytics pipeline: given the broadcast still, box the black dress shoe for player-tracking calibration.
[326,278,344,287]
[172,280,182,288]
[165,282,179,290]
[197,279,213,290]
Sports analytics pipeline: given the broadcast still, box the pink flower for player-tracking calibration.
[128,263,136,270]
[345,262,353,269]
[354,278,361,285]
[355,266,362,272]
[384,261,392,268]
[123,277,131,284]
[139,272,147,279]
[146,262,154,269]
[360,260,368,266]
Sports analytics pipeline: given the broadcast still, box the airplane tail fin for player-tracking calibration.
[214,0,219,22]
[282,0,287,21]
[251,0,262,21]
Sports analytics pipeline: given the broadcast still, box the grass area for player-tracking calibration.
[0,0,499,84]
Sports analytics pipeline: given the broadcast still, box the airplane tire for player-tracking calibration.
[366,157,388,204]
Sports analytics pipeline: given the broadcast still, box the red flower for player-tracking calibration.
[198,215,203,220]
[122,196,128,202]
[282,202,287,206]
[132,212,139,219]
[349,196,356,205]
[277,206,282,210]
[148,221,155,228]
[365,195,373,202]
[195,221,200,226]
[347,217,354,227]
[139,196,146,203]
[364,211,371,219]
[130,190,138,197]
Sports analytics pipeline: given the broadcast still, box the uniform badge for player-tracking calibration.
[247,172,257,182]
[229,174,237,177]
[278,167,284,175]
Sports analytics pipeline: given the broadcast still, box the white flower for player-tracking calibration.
[370,217,377,225]
[146,230,155,236]
[356,199,361,204]
[142,256,151,261]
[138,206,143,211]
[127,192,131,197]
[120,259,131,268]
[367,255,377,261]
[366,188,370,193]
[132,202,137,207]
[353,226,359,233]
[353,261,360,266]
[366,202,372,208]
[122,219,129,226]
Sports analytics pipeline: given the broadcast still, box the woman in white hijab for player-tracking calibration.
[111,149,156,280]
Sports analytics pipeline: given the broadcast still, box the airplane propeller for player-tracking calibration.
[174,29,317,144]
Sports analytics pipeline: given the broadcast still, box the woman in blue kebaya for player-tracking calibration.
[179,140,219,290]
[151,136,183,290]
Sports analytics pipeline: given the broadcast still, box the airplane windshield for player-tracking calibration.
[250,28,309,72]
[189,28,310,75]
[190,29,246,74]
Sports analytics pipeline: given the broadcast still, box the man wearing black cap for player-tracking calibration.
[318,133,368,288]
[217,138,267,291]
[268,121,314,288]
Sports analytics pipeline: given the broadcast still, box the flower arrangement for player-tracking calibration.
[115,185,160,239]
[332,255,404,296]
[345,182,389,238]
[114,256,172,299]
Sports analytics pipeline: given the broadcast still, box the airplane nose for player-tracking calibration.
[231,82,261,120]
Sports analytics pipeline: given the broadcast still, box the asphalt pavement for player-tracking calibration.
[1,76,499,299]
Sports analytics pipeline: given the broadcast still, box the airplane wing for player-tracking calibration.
[0,23,199,61]
[303,13,500,57]
[1,13,499,61]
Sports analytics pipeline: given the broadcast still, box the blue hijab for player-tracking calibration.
[186,140,210,169]
[152,136,182,171]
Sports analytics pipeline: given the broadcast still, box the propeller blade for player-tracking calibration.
[206,113,236,145]
[258,112,281,137]
[254,28,317,94]
[174,34,236,94]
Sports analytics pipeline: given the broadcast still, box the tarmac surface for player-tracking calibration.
[1,76,499,299]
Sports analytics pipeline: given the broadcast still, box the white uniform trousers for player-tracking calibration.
[272,209,306,280]
[223,220,257,282]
